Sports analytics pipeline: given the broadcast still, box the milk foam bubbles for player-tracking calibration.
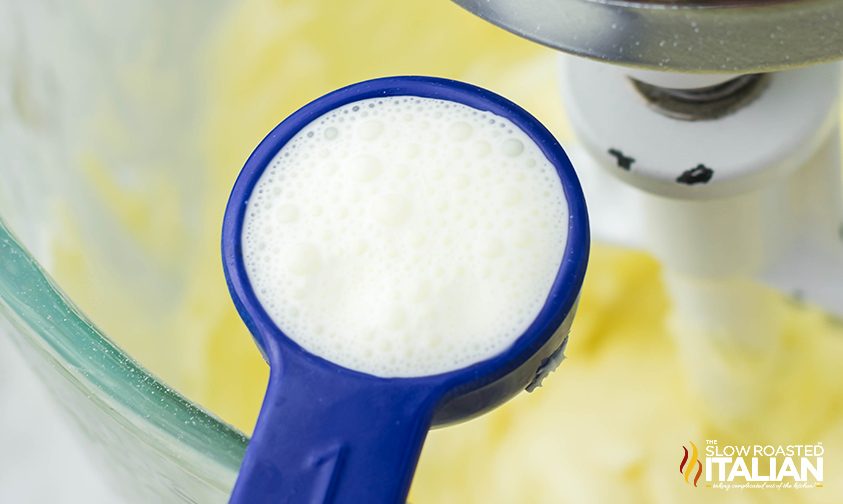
[242,96,568,377]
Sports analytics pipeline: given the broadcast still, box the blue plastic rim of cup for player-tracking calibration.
[221,76,590,504]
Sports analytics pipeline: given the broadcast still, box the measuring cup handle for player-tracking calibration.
[229,354,437,504]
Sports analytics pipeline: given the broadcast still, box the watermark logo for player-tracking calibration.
[680,442,703,487]
[679,440,824,490]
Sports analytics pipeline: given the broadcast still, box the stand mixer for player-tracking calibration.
[454,0,843,308]
[455,0,843,425]
[1,0,843,502]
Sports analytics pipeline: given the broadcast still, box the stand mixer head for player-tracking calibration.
[454,0,843,432]
[453,0,843,73]
[454,0,843,315]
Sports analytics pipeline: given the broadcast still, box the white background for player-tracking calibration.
[0,334,120,503]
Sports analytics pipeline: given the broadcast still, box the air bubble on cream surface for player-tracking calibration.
[241,96,569,377]
[358,120,384,140]
[372,194,412,227]
[502,138,524,157]
[288,243,321,275]
[448,121,473,141]
[452,174,470,189]
[471,140,491,158]
[350,155,383,181]
[384,307,407,330]
[276,204,299,223]
[500,187,523,207]
[480,238,504,258]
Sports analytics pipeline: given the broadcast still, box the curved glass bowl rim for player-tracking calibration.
[0,218,247,486]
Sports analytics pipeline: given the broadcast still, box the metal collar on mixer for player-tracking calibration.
[630,73,769,121]
[452,0,843,73]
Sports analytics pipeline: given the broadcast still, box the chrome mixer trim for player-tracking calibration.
[452,0,843,73]
[630,73,770,121]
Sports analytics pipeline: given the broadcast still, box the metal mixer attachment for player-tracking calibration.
[453,0,843,73]
[453,0,843,421]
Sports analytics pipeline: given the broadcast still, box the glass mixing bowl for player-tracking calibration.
[0,220,245,501]
[0,3,247,500]
[0,1,560,500]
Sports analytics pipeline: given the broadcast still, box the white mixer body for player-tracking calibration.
[563,57,843,320]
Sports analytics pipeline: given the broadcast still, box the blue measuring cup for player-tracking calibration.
[222,76,589,503]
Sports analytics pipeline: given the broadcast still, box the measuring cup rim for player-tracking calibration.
[221,75,589,393]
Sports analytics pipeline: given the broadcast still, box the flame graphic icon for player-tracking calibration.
[680,442,703,487]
